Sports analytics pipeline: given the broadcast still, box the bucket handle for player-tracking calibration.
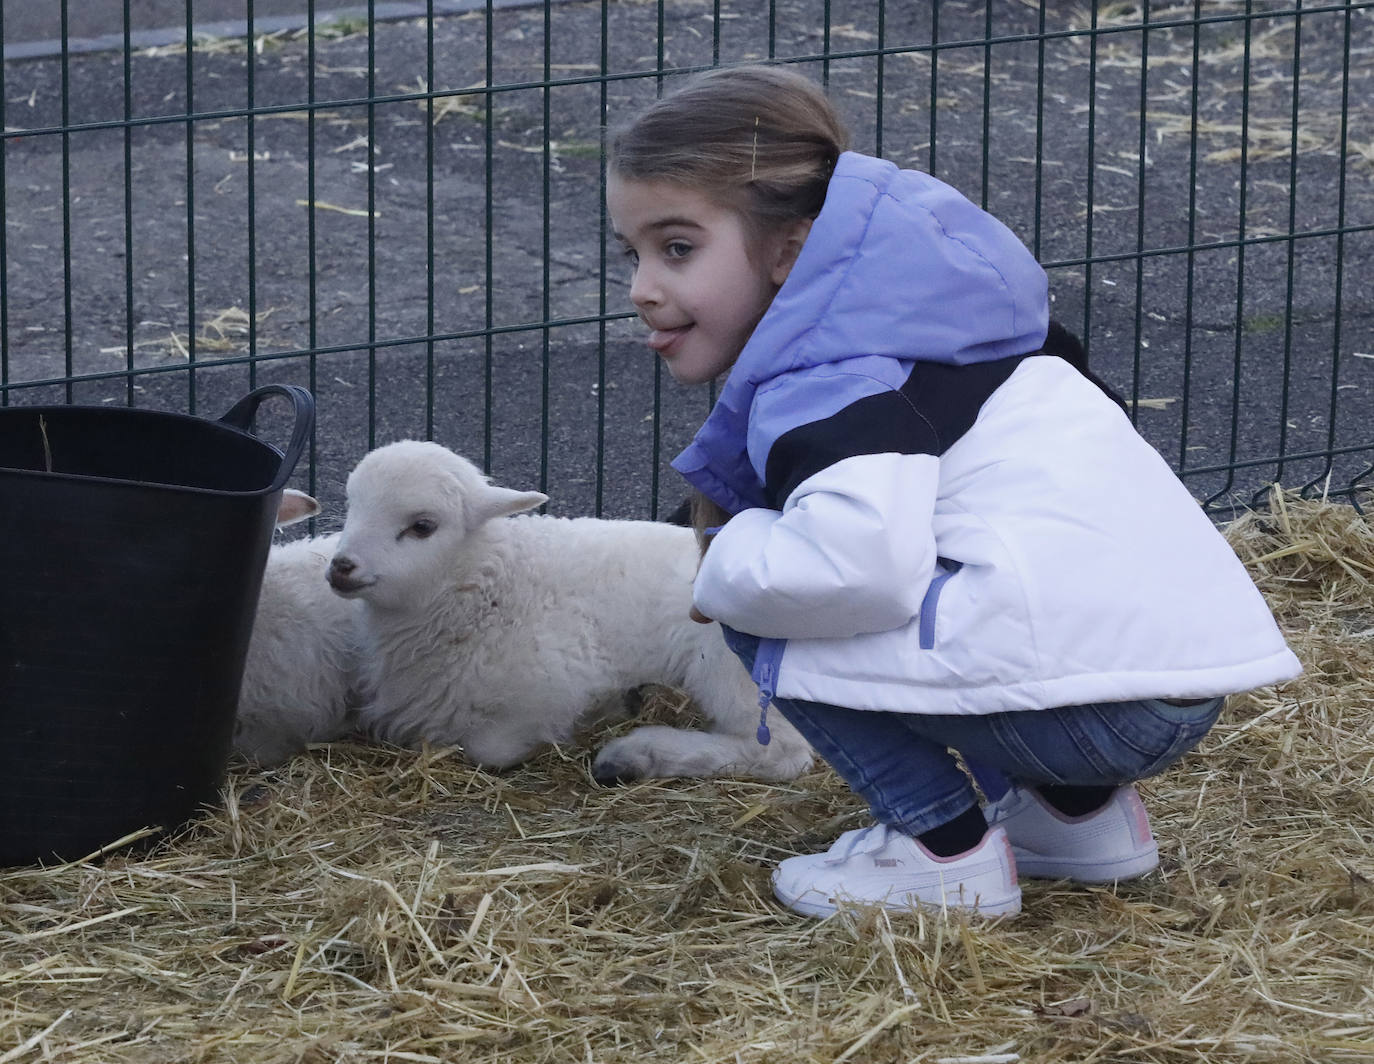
[218,385,316,493]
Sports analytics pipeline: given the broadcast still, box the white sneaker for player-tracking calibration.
[986,784,1159,883]
[771,824,1021,918]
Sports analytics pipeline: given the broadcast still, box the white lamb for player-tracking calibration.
[232,489,362,766]
[325,440,813,783]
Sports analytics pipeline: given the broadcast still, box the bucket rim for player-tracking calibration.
[0,463,288,498]
[0,388,313,498]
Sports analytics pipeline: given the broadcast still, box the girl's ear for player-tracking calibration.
[769,217,814,287]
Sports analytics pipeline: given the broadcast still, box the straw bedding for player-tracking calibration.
[2,490,1371,1064]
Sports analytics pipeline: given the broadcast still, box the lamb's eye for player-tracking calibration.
[406,518,438,539]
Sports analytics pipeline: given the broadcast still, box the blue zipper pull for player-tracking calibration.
[755,662,774,745]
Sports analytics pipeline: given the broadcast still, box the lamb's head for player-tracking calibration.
[327,440,547,610]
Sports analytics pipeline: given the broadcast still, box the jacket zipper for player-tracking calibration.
[750,636,787,745]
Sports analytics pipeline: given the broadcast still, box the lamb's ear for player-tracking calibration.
[276,488,321,527]
[468,483,548,528]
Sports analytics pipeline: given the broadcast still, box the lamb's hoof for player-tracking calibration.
[621,684,653,717]
[591,747,644,786]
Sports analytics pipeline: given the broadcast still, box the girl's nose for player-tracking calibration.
[629,264,659,310]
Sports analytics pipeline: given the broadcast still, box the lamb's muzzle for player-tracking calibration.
[327,553,373,595]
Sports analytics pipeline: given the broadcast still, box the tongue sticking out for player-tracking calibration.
[648,326,688,352]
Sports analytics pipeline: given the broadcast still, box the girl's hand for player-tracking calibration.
[689,605,714,624]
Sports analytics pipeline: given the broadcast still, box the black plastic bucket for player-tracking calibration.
[0,385,314,866]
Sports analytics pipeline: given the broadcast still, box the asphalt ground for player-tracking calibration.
[0,0,532,58]
[1,1,1371,521]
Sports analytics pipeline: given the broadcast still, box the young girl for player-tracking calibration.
[606,65,1301,918]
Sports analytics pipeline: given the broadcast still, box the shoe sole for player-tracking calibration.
[773,878,1022,919]
[1011,844,1159,884]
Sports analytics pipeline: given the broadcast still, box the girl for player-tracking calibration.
[606,65,1301,918]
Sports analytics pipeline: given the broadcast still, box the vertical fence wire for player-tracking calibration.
[540,1,553,495]
[647,0,668,520]
[927,3,939,177]
[1274,2,1304,493]
[0,2,6,405]
[1081,4,1100,357]
[482,1,495,474]
[366,0,378,449]
[819,0,831,85]
[246,0,258,392]
[1130,5,1151,422]
[59,0,73,402]
[979,1,992,212]
[873,1,885,159]
[121,0,135,406]
[305,0,320,498]
[1212,1,1257,508]
[595,0,609,516]
[425,2,436,442]
[1030,2,1046,261]
[182,0,197,410]
[1177,0,1204,468]
[1317,0,1358,497]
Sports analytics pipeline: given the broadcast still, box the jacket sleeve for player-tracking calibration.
[692,450,941,639]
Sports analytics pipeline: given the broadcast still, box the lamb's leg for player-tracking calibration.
[591,635,813,784]
[593,724,810,783]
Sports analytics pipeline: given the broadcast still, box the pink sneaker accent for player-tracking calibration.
[986,784,1159,883]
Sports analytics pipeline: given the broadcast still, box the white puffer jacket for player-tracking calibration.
[676,152,1301,716]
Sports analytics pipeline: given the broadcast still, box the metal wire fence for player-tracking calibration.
[1,0,1371,518]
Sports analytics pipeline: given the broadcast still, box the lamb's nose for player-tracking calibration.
[329,555,355,579]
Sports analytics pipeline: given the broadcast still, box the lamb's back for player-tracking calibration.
[494,514,698,632]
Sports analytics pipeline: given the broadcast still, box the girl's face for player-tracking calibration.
[607,174,805,385]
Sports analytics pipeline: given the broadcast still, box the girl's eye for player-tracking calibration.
[621,246,639,267]
[665,241,692,259]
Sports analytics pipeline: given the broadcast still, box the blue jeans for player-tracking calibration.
[722,628,1223,836]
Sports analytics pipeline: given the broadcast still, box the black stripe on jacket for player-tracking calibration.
[763,354,1029,509]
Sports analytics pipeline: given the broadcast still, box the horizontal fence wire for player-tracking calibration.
[0,0,1371,518]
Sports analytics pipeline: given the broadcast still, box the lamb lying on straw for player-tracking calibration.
[236,440,812,783]
[233,489,362,767]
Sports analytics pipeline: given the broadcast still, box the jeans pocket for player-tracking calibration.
[918,558,963,650]
[1088,697,1224,780]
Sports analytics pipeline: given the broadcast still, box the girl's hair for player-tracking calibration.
[609,64,850,238]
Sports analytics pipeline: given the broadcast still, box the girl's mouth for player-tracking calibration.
[647,325,690,354]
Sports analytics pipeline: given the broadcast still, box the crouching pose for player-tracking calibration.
[606,64,1301,918]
